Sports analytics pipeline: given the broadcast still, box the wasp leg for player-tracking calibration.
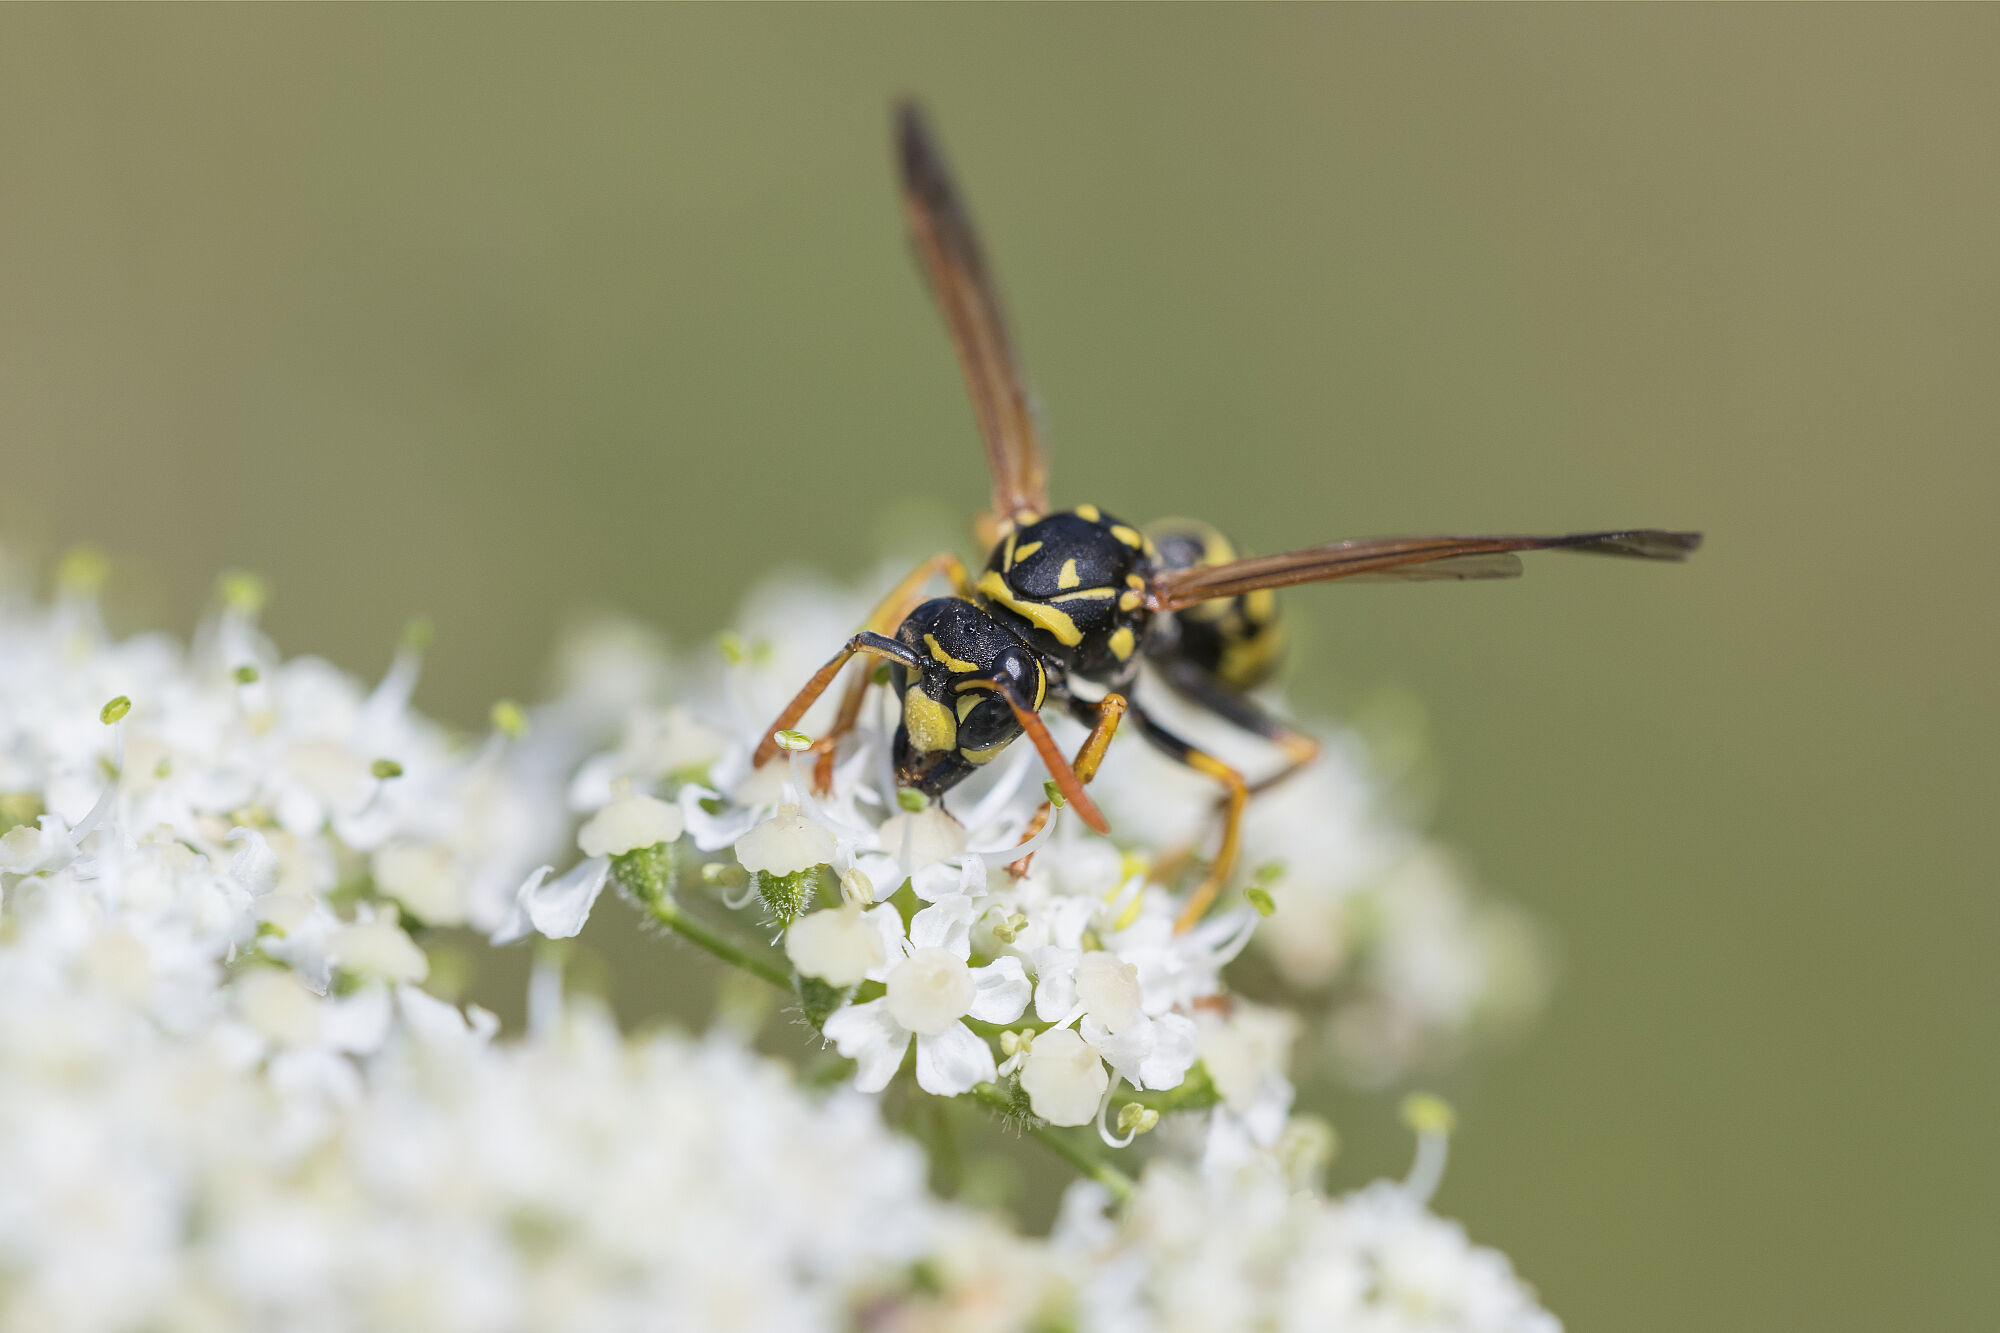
[1125,703,1249,934]
[752,632,924,768]
[1155,658,1320,796]
[806,554,976,790]
[1008,693,1127,875]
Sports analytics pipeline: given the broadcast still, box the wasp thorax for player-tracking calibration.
[975,506,1158,688]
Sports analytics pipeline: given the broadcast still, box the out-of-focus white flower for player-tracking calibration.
[576,789,685,858]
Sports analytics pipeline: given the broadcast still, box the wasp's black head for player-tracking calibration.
[889,597,1046,800]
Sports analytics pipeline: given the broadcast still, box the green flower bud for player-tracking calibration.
[100,696,131,725]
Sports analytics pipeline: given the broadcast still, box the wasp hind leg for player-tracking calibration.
[1155,658,1320,796]
[1121,702,1250,933]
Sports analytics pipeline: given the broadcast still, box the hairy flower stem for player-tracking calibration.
[637,894,793,991]
[972,1083,1135,1203]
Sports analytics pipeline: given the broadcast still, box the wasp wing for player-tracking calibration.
[1150,530,1701,610]
[896,102,1049,526]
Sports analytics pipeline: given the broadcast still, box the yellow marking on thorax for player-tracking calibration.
[1108,626,1136,661]
[923,633,981,675]
[1012,540,1042,563]
[1052,587,1115,602]
[902,687,958,754]
[1073,503,1101,523]
[976,570,1082,645]
[1057,558,1081,590]
[1125,573,1146,589]
[1119,590,1142,612]
[1001,530,1019,572]
[1110,524,1143,549]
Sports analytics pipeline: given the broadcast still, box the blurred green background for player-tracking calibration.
[3,7,1994,1330]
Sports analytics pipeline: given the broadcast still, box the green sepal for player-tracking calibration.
[610,842,676,909]
[756,868,813,925]
[794,973,850,1032]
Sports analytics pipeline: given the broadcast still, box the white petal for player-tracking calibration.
[885,948,976,1036]
[1138,1012,1198,1090]
[1021,1026,1109,1126]
[914,1022,996,1096]
[909,860,966,903]
[577,791,684,858]
[1075,950,1145,1034]
[879,805,967,870]
[734,804,837,876]
[326,919,429,984]
[521,856,612,940]
[1033,945,1081,1022]
[677,785,761,852]
[909,894,977,955]
[822,999,910,1092]
[967,955,1031,1024]
[861,903,909,984]
[784,904,886,987]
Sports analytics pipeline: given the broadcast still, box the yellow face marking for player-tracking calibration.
[1031,658,1047,709]
[1119,590,1142,612]
[1012,540,1042,562]
[923,633,981,675]
[1073,503,1101,523]
[1052,587,1115,602]
[1057,558,1081,590]
[956,694,982,722]
[958,739,1010,765]
[977,570,1082,645]
[1110,524,1143,549]
[1108,627,1136,661]
[902,687,958,754]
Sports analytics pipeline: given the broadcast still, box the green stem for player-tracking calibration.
[972,1083,1135,1203]
[640,893,792,991]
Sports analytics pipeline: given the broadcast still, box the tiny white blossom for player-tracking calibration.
[577,789,685,858]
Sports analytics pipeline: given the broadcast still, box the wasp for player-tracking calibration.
[753,105,1699,931]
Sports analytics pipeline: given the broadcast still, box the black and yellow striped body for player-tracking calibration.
[889,596,1049,798]
[974,504,1158,691]
[1144,518,1287,692]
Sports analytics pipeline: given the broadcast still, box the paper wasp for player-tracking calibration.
[753,104,1699,931]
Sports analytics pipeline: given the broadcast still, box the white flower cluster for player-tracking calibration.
[0,556,1562,1332]
[533,565,1546,1130]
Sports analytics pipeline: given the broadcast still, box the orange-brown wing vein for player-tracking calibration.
[1150,530,1701,611]
[896,101,1049,523]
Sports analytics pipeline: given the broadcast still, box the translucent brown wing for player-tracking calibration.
[1150,530,1702,611]
[896,102,1049,525]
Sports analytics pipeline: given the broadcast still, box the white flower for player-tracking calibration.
[786,902,894,987]
[822,902,1030,1096]
[735,802,838,876]
[1020,1026,1109,1126]
[577,789,685,858]
[325,912,429,984]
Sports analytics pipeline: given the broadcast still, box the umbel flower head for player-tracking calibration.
[0,553,1562,1331]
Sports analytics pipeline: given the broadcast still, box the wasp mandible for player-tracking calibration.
[753,104,1699,931]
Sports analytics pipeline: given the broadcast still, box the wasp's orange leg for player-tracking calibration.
[1124,704,1249,933]
[802,552,977,789]
[751,633,925,769]
[1008,693,1127,875]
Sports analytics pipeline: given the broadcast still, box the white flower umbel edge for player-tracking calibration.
[0,560,1562,1332]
